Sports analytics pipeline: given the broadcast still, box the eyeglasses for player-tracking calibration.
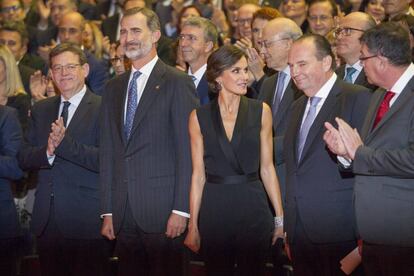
[0,39,17,47]
[1,5,21,13]
[110,56,126,63]
[178,34,198,42]
[51,64,81,73]
[308,15,333,22]
[283,0,304,4]
[359,54,378,61]
[333,27,365,38]
[237,18,253,26]
[259,38,289,49]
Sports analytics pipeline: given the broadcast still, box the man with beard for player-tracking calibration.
[100,7,198,276]
[178,16,218,105]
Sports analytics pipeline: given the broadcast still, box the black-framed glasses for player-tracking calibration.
[333,27,365,38]
[359,54,378,61]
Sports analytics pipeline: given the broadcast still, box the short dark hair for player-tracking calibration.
[123,7,160,32]
[49,43,87,67]
[307,0,338,17]
[206,45,247,94]
[360,22,411,67]
[0,20,28,44]
[391,14,414,37]
[296,34,336,71]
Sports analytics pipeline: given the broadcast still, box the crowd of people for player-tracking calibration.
[0,0,413,276]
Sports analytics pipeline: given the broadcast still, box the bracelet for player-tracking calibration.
[274,216,283,228]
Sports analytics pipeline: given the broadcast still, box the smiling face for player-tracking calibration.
[50,51,89,99]
[308,1,335,36]
[288,38,331,96]
[216,56,249,95]
[120,12,159,62]
[179,25,212,69]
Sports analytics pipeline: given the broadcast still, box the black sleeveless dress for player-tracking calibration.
[196,96,274,275]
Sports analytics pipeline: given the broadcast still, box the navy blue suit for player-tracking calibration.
[0,106,23,276]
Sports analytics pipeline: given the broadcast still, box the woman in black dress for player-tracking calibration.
[184,45,284,275]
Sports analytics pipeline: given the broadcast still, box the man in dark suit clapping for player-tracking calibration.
[19,43,107,276]
[100,7,198,276]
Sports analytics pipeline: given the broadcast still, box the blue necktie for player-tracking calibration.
[297,96,322,160]
[125,71,141,140]
[272,71,287,119]
[60,101,71,127]
[344,67,357,83]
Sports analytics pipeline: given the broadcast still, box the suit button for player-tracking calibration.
[50,193,54,197]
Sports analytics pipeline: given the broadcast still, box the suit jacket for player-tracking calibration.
[85,50,110,96]
[283,79,371,244]
[100,59,199,233]
[352,77,414,246]
[336,65,377,91]
[259,73,302,205]
[0,106,23,239]
[196,73,215,105]
[19,89,102,239]
[101,13,119,43]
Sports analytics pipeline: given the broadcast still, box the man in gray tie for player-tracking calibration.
[283,34,371,276]
[335,12,377,90]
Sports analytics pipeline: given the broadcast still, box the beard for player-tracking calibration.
[124,40,153,60]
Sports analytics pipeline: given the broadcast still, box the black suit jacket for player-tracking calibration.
[19,89,102,239]
[102,13,119,43]
[283,79,371,244]
[18,63,35,96]
[100,59,199,233]
[336,65,377,91]
[0,106,23,239]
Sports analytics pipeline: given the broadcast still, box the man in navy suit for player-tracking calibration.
[100,7,198,276]
[178,16,218,105]
[0,106,23,276]
[19,43,107,276]
[284,34,371,276]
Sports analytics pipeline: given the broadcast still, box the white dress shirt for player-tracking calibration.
[188,64,207,88]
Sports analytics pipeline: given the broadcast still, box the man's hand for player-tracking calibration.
[336,118,363,160]
[101,216,116,240]
[323,121,349,158]
[46,135,56,156]
[30,71,48,102]
[165,213,187,239]
[50,117,66,148]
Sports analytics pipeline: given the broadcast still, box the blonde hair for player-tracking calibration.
[85,21,105,59]
[0,45,26,97]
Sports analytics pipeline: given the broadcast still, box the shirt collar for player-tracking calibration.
[60,85,87,107]
[390,63,414,95]
[346,61,363,73]
[314,73,337,100]
[131,55,159,78]
[281,65,291,77]
[188,64,207,81]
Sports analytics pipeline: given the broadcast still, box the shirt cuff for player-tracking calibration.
[47,152,55,165]
[172,210,190,218]
[100,213,113,219]
[338,156,352,168]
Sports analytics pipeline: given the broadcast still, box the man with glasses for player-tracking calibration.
[335,12,377,90]
[178,17,218,105]
[307,0,337,37]
[233,3,259,47]
[19,43,108,276]
[55,11,109,95]
[324,22,414,276]
[258,18,303,275]
[0,0,24,23]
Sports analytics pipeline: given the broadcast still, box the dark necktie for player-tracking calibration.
[272,71,287,118]
[125,71,142,139]
[297,96,322,160]
[372,91,395,129]
[344,67,357,83]
[60,101,71,127]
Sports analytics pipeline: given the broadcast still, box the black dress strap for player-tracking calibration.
[211,97,248,175]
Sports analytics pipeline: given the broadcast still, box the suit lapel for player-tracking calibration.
[114,72,130,145]
[66,89,93,135]
[127,60,165,144]
[274,80,295,128]
[291,96,307,165]
[366,78,414,142]
[360,88,385,140]
[299,80,341,164]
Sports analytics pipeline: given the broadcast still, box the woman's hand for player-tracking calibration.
[184,227,201,253]
[272,225,284,245]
